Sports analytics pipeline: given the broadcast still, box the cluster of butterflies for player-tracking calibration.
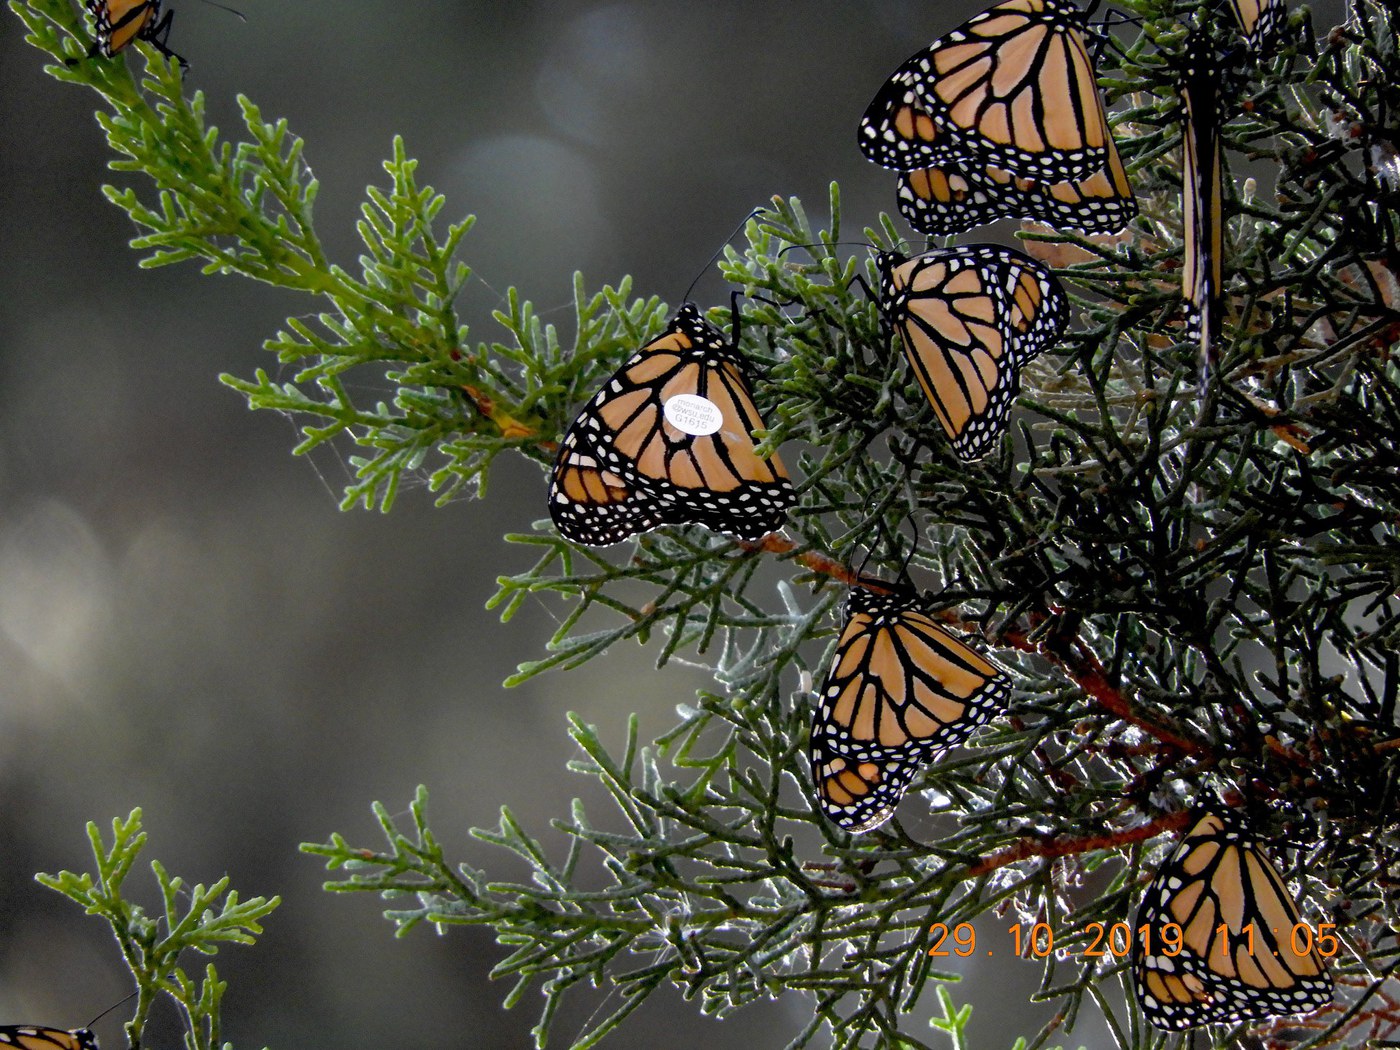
[541,0,1332,1033]
[544,0,1292,547]
[73,0,1330,1036]
[545,0,1117,853]
[546,0,1284,818]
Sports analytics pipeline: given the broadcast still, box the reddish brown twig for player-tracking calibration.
[965,809,1195,879]
[743,534,1211,759]
[735,533,864,587]
[1001,619,1210,758]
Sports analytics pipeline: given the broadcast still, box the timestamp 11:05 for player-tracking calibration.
[927,921,1341,960]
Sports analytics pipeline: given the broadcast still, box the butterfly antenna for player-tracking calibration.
[83,990,140,1029]
[194,0,248,21]
[1094,8,1142,32]
[775,240,876,259]
[773,241,897,327]
[853,542,878,586]
[895,517,922,588]
[727,288,745,350]
[1083,8,1140,64]
[861,508,906,587]
[856,244,915,327]
[680,208,763,305]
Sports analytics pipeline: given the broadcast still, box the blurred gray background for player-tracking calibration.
[0,2,1111,1047]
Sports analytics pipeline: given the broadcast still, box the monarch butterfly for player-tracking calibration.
[1132,807,1334,1030]
[548,303,795,547]
[0,1028,99,1050]
[1180,32,1224,382]
[877,245,1068,461]
[80,0,184,66]
[810,583,1009,832]
[857,0,1115,183]
[895,134,1137,236]
[1230,0,1285,51]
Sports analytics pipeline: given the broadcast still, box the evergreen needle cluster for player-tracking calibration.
[9,0,1400,1046]
[36,811,279,1050]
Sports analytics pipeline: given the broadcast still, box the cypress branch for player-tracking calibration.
[11,0,1400,1044]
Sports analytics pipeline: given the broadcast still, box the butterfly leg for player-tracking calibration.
[145,9,189,69]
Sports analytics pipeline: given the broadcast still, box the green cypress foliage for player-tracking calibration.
[36,810,279,1050]
[10,0,1400,1045]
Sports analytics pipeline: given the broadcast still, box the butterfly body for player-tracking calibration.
[549,304,794,546]
[811,585,1009,832]
[1133,807,1334,1030]
[1180,33,1224,383]
[878,246,1067,461]
[0,1027,99,1050]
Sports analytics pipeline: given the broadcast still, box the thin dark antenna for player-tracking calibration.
[83,990,140,1029]
[775,239,892,267]
[895,518,920,588]
[194,0,248,22]
[854,542,878,584]
[680,208,763,305]
[873,511,920,589]
[849,508,919,591]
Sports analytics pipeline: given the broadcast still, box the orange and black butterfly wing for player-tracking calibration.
[897,133,1137,236]
[810,751,922,835]
[549,304,794,546]
[84,0,182,65]
[811,586,1009,832]
[548,433,669,548]
[876,0,1113,182]
[1132,808,1334,1030]
[86,0,156,55]
[1230,0,1286,51]
[879,246,1067,461]
[0,1028,99,1050]
[858,51,972,171]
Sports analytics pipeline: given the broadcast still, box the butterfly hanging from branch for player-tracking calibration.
[548,300,796,547]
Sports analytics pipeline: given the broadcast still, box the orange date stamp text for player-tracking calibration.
[927,921,1340,960]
